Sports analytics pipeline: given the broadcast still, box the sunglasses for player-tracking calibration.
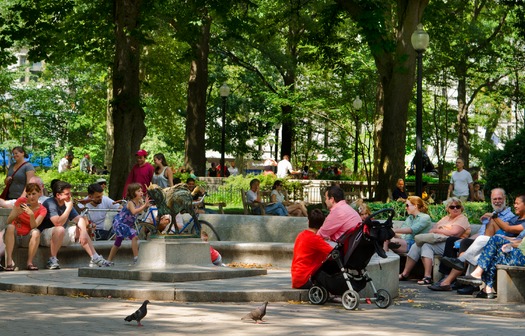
[448,205,461,210]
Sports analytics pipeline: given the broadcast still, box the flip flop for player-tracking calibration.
[4,264,15,272]
[27,264,39,271]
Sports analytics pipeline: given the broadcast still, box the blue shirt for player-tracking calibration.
[479,206,515,236]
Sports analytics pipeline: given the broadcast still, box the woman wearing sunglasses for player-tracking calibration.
[399,197,471,285]
[387,196,432,254]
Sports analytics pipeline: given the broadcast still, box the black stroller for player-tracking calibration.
[308,208,396,310]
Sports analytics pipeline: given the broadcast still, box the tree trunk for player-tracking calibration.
[109,0,146,200]
[184,18,211,177]
[456,64,470,168]
[105,71,114,171]
[339,0,428,201]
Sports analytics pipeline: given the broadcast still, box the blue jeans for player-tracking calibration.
[253,203,288,216]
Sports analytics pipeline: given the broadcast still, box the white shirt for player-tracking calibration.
[276,159,293,178]
[450,169,473,197]
[228,166,239,176]
[58,157,69,173]
[79,196,121,230]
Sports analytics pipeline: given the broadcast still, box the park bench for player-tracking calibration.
[496,265,525,303]
[240,189,267,215]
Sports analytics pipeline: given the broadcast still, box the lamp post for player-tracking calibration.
[274,123,281,160]
[219,83,230,177]
[411,23,430,197]
[352,97,362,173]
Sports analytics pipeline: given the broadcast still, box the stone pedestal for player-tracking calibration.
[136,238,212,268]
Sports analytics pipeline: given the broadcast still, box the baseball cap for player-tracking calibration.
[136,149,148,157]
[96,178,107,184]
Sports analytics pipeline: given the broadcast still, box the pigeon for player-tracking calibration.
[241,301,268,324]
[124,300,150,327]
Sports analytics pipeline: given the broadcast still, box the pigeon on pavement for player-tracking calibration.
[241,301,268,324]
[124,300,150,327]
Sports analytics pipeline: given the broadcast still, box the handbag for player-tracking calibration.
[0,162,28,199]
[414,233,449,247]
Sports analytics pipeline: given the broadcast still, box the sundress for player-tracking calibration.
[112,201,138,239]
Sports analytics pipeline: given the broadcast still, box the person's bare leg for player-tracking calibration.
[439,269,463,286]
[131,236,139,258]
[4,224,15,266]
[422,256,433,279]
[469,266,483,278]
[400,257,417,278]
[27,230,40,266]
[77,218,96,257]
[50,226,65,258]
[107,245,119,261]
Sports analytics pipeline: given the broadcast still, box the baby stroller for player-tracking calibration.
[308,208,396,310]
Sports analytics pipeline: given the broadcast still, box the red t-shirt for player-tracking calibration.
[291,230,333,289]
[13,197,48,236]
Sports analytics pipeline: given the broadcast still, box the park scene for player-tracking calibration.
[1,1,525,335]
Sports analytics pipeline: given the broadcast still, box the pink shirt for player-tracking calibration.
[317,200,361,242]
[123,163,154,198]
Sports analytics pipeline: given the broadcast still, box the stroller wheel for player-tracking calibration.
[342,289,360,310]
[308,286,328,305]
[374,289,392,309]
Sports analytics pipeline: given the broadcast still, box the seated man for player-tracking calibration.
[77,183,122,240]
[291,209,333,289]
[186,177,213,214]
[39,180,111,269]
[317,185,361,244]
[246,178,288,216]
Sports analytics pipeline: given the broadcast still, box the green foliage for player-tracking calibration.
[484,127,525,198]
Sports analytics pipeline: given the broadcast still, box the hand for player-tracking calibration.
[65,199,74,210]
[4,176,12,185]
[20,203,34,216]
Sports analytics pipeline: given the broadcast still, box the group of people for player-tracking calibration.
[245,178,308,217]
[207,161,239,177]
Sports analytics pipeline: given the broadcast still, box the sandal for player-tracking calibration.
[417,276,432,285]
[27,264,39,271]
[399,273,409,281]
[4,264,15,272]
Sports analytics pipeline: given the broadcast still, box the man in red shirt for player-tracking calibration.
[291,209,333,289]
[122,149,154,198]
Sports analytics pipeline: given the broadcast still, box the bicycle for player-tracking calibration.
[136,195,221,241]
[79,207,121,241]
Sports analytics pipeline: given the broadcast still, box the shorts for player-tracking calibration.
[3,228,40,248]
[40,225,78,247]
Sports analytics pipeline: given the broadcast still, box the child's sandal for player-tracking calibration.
[417,276,432,285]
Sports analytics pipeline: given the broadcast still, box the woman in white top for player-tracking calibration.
[152,153,174,188]
[270,180,308,217]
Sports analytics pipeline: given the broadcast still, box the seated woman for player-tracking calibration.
[246,179,288,216]
[3,183,47,271]
[399,197,471,284]
[388,196,432,253]
[458,194,525,299]
[270,181,307,217]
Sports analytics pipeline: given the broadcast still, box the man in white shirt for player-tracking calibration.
[447,158,474,202]
[58,153,72,173]
[276,155,299,178]
[78,183,121,240]
[228,161,239,176]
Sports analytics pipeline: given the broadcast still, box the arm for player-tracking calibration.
[50,200,76,227]
[468,183,475,201]
[166,167,174,187]
[7,204,24,224]
[128,196,151,215]
[270,192,278,203]
[447,183,453,199]
[492,217,524,234]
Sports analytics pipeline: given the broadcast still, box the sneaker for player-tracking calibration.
[133,256,139,264]
[106,261,115,267]
[46,258,60,270]
[89,256,111,268]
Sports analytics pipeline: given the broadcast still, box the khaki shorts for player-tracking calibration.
[40,225,78,247]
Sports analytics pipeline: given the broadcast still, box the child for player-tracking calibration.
[201,230,224,266]
[107,183,150,265]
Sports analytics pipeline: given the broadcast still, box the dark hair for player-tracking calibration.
[52,181,72,197]
[12,146,29,159]
[25,182,41,193]
[173,177,182,185]
[126,183,142,200]
[272,180,283,190]
[250,178,260,188]
[154,153,169,173]
[308,209,326,229]
[186,177,195,184]
[516,195,525,204]
[87,183,104,195]
[326,185,345,202]
[50,179,61,191]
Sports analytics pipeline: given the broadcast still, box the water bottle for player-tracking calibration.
[502,244,514,253]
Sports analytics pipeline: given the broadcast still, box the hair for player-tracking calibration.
[407,196,428,213]
[444,197,463,211]
[126,183,142,200]
[272,180,283,190]
[491,188,506,198]
[50,179,61,192]
[52,181,72,197]
[25,182,41,194]
[351,199,371,217]
[87,183,104,195]
[173,177,182,185]
[308,209,326,229]
[250,178,260,188]
[396,178,404,185]
[186,177,196,184]
[12,146,29,159]
[325,185,345,203]
[515,195,525,205]
[154,153,168,173]
[29,176,44,188]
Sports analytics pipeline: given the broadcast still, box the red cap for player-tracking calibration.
[136,149,148,157]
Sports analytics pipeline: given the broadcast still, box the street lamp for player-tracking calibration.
[352,97,362,174]
[219,83,230,177]
[411,23,430,197]
[274,123,281,160]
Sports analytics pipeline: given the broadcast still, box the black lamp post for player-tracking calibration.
[219,83,230,177]
[352,97,362,174]
[411,23,429,197]
[274,123,281,160]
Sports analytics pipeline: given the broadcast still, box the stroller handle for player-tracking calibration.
[364,208,395,225]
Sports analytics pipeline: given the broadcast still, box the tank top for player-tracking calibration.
[152,166,169,188]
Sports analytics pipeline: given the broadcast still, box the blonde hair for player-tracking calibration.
[407,196,428,214]
[444,197,463,212]
[351,199,371,217]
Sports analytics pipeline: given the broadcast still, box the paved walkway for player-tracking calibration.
[1,267,525,335]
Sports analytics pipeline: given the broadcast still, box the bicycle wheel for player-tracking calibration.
[190,220,221,241]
